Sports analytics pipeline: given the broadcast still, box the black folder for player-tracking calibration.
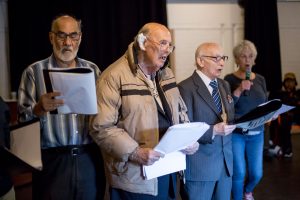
[235,99,282,124]
[234,99,283,129]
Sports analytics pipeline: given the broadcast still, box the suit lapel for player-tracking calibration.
[191,72,222,120]
[218,81,229,114]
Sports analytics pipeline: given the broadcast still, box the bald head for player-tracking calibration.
[134,22,170,50]
[51,15,81,32]
[139,23,169,36]
[194,42,226,79]
[195,43,221,61]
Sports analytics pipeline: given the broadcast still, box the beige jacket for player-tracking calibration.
[90,43,189,196]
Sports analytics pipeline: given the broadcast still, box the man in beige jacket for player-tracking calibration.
[90,22,199,199]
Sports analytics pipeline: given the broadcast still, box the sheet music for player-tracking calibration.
[142,151,186,180]
[45,67,97,114]
[235,103,295,129]
[143,122,209,180]
[154,122,209,154]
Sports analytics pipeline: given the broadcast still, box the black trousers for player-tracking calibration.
[32,143,106,200]
[279,115,293,154]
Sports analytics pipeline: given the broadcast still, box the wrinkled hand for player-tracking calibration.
[129,147,164,166]
[34,92,64,116]
[39,92,64,112]
[213,122,236,136]
[181,142,199,155]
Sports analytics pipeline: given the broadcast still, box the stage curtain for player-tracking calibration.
[8,0,167,91]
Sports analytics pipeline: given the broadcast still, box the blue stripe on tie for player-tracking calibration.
[209,80,222,113]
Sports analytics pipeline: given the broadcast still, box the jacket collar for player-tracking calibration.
[191,71,223,120]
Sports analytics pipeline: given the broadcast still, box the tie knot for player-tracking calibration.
[209,80,218,89]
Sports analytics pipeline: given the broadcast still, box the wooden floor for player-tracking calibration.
[14,134,300,200]
[254,133,300,200]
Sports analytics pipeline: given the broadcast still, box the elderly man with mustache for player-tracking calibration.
[18,14,105,200]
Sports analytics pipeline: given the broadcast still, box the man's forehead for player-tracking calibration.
[203,45,222,55]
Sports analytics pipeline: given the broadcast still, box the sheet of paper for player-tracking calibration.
[235,104,295,129]
[46,67,97,114]
[155,122,209,154]
[235,112,276,129]
[10,120,42,170]
[143,151,186,180]
[142,122,209,180]
[272,104,295,118]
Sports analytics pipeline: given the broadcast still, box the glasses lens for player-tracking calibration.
[159,40,175,53]
[222,56,228,62]
[56,32,67,40]
[215,56,228,62]
[201,56,228,63]
[69,32,80,40]
[54,31,80,41]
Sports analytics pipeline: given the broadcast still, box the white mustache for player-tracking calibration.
[62,47,72,52]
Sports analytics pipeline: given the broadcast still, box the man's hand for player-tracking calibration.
[129,147,164,166]
[213,122,236,136]
[181,142,199,155]
[33,92,64,116]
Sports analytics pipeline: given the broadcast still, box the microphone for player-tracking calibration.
[244,67,251,96]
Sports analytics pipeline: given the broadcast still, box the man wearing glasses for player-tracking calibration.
[90,22,199,200]
[18,15,105,200]
[178,42,236,200]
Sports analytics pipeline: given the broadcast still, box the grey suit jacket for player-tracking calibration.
[178,71,235,181]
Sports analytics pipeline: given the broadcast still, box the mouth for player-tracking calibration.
[62,48,72,53]
[160,56,167,61]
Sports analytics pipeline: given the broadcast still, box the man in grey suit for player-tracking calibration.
[178,42,236,200]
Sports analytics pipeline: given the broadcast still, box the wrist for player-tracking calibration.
[33,102,47,116]
[40,103,47,112]
[129,146,140,162]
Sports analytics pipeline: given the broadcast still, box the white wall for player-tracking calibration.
[167,2,300,86]
[278,2,300,83]
[167,3,244,83]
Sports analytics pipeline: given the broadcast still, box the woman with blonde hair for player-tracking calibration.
[224,40,268,200]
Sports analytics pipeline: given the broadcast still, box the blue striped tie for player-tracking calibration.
[209,80,222,113]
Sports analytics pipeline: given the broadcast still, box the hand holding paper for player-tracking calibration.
[129,147,164,166]
[180,142,199,155]
[43,67,97,114]
[35,92,64,115]
[213,122,236,136]
[143,122,209,180]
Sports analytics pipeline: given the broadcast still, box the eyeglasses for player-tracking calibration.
[51,31,81,41]
[201,55,228,63]
[147,37,175,53]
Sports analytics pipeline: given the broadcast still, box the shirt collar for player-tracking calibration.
[196,69,218,88]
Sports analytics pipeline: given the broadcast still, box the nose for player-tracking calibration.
[219,59,225,66]
[63,36,73,45]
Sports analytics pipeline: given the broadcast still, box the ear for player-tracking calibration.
[197,57,204,68]
[137,33,146,51]
[49,32,54,44]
